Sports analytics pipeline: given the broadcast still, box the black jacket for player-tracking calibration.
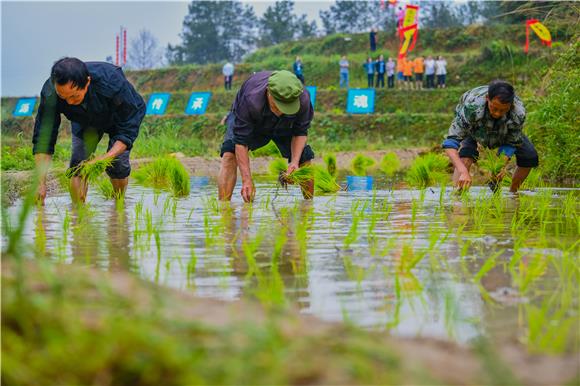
[32,62,145,154]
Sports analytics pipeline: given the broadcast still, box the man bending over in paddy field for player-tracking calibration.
[33,57,146,205]
[442,80,539,193]
[218,70,315,202]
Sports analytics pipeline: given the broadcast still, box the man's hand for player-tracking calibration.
[240,178,255,203]
[456,168,472,190]
[36,182,47,206]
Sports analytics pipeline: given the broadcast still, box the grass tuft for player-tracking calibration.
[133,157,190,197]
[313,165,341,193]
[379,152,401,176]
[351,154,375,176]
[405,153,449,188]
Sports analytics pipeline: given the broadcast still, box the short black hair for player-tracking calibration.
[488,80,515,104]
[51,57,89,89]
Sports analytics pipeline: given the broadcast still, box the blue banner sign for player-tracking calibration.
[306,86,316,109]
[185,92,212,115]
[346,89,375,114]
[146,93,171,115]
[13,98,37,117]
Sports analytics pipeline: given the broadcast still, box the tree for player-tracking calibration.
[320,1,395,35]
[167,1,257,65]
[258,1,318,46]
[128,29,163,70]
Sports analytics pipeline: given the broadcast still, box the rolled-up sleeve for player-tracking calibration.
[111,85,145,150]
[32,82,61,155]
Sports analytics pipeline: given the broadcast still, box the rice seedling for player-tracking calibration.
[269,158,314,188]
[65,157,114,183]
[477,148,512,191]
[405,153,449,188]
[350,154,376,176]
[473,249,504,282]
[95,176,121,200]
[379,152,401,177]
[312,165,341,194]
[133,157,190,197]
[324,153,337,177]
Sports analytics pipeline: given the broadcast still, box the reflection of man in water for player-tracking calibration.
[107,204,131,271]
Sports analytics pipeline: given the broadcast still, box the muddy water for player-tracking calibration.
[7,178,579,351]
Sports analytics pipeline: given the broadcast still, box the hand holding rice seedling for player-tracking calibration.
[478,147,512,192]
[65,156,115,183]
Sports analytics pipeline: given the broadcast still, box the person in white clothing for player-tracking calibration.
[424,56,436,89]
[435,56,447,89]
[223,62,234,90]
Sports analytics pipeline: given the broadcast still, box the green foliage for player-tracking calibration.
[133,157,190,197]
[526,37,580,181]
[379,152,401,177]
[324,153,337,177]
[405,153,449,188]
[351,154,375,176]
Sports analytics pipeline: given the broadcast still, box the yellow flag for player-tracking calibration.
[398,5,419,58]
[525,19,552,53]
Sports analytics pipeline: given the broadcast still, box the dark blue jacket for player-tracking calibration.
[33,62,145,155]
[375,60,386,74]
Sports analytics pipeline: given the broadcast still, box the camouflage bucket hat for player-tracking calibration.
[267,70,303,115]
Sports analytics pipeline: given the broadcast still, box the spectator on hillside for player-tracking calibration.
[414,56,424,90]
[436,55,447,88]
[293,56,305,84]
[218,70,314,202]
[369,28,377,52]
[386,57,396,89]
[425,55,435,89]
[396,57,405,89]
[375,54,386,88]
[339,55,349,88]
[223,62,234,91]
[32,57,145,205]
[442,80,538,193]
[402,57,414,90]
[363,57,376,88]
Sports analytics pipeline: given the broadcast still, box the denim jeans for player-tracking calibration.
[340,72,349,88]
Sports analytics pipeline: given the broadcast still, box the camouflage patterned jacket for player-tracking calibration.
[442,86,526,155]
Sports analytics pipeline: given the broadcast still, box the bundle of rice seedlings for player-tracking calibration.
[65,157,114,183]
[478,148,512,191]
[133,157,190,197]
[313,165,341,193]
[324,153,337,177]
[405,153,449,188]
[350,154,376,176]
[269,158,314,187]
[95,176,120,199]
[380,152,401,176]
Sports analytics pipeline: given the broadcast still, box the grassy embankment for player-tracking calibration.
[2,24,575,181]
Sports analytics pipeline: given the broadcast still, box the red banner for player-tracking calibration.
[525,19,552,53]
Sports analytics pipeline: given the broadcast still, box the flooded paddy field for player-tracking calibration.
[7,176,579,356]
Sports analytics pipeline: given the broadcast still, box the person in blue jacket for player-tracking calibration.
[32,57,145,204]
[375,54,386,88]
[363,57,376,88]
[293,56,305,84]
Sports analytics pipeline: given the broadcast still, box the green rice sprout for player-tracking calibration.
[350,154,376,176]
[324,153,337,177]
[95,176,117,199]
[478,148,512,188]
[269,158,314,186]
[405,153,449,188]
[313,165,341,194]
[133,157,190,197]
[65,157,115,183]
[379,152,401,176]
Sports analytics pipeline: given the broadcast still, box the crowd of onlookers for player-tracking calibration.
[338,54,448,90]
[221,52,448,91]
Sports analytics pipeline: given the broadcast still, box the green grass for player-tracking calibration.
[350,154,376,176]
[379,152,401,177]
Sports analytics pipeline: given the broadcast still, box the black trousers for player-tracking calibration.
[367,74,374,88]
[376,73,385,88]
[387,75,394,88]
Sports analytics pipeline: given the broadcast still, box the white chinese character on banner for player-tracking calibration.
[18,103,31,113]
[353,95,368,109]
[191,97,204,110]
[152,98,164,110]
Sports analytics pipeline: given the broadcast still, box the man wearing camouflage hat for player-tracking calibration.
[442,80,539,193]
[218,70,315,202]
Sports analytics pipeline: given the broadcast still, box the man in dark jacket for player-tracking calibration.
[218,70,315,202]
[33,57,145,204]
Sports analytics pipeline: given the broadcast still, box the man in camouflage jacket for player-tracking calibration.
[442,80,538,192]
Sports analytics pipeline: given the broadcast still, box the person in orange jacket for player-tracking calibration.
[402,57,414,90]
[413,56,424,90]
